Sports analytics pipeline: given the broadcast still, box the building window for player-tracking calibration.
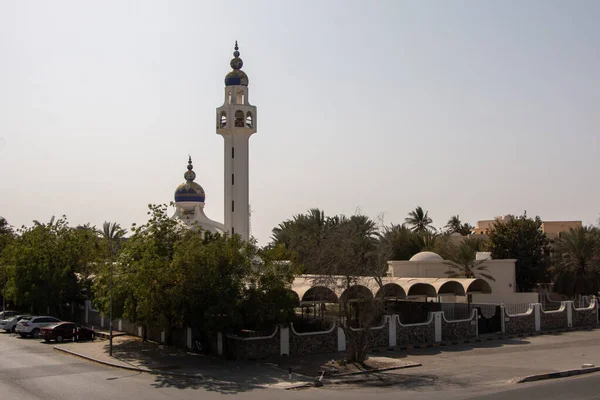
[245,112,253,128]
[232,200,234,212]
[231,227,235,234]
[232,173,234,185]
[228,90,232,104]
[219,111,227,128]
[232,147,234,158]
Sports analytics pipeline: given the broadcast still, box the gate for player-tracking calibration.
[475,304,501,334]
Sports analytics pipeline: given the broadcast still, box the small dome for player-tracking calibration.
[225,70,248,86]
[175,182,205,203]
[174,156,206,203]
[224,41,249,87]
[409,251,443,262]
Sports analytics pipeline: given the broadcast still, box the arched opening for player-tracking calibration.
[438,281,466,296]
[219,111,227,128]
[466,279,492,294]
[234,110,244,127]
[228,90,232,104]
[406,283,437,298]
[245,112,253,128]
[236,90,245,104]
[301,286,338,303]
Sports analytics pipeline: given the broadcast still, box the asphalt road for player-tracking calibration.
[2,330,600,399]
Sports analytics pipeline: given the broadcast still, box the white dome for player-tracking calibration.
[409,251,443,262]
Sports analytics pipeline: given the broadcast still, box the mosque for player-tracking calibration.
[171,41,256,239]
[166,42,529,308]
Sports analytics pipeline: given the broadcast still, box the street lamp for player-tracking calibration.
[109,259,113,357]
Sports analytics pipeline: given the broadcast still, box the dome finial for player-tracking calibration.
[184,156,196,182]
[233,40,240,58]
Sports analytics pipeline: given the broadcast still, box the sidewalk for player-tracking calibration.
[54,335,311,389]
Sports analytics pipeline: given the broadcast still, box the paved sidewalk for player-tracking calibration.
[54,335,311,389]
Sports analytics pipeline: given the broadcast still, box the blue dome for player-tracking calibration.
[174,156,205,203]
[225,70,248,86]
[174,182,205,203]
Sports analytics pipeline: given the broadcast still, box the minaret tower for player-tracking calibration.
[216,41,257,240]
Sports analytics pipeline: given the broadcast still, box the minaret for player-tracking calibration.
[216,41,257,241]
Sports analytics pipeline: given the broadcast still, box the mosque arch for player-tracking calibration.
[234,110,245,127]
[375,283,407,300]
[301,286,338,303]
[437,281,466,296]
[466,279,492,294]
[245,111,253,128]
[340,285,374,303]
[406,283,437,297]
[219,111,227,128]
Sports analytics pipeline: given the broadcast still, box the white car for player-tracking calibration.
[0,315,30,333]
[15,316,61,338]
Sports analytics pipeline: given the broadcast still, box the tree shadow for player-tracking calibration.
[100,338,291,394]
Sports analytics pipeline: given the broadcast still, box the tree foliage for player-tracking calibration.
[551,226,600,296]
[405,206,435,233]
[0,216,99,316]
[488,213,550,292]
[92,204,295,343]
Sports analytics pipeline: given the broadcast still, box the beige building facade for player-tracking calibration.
[387,251,539,304]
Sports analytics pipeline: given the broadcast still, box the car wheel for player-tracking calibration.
[32,328,40,338]
[19,333,25,338]
[56,336,63,343]
[44,338,50,343]
[11,326,16,333]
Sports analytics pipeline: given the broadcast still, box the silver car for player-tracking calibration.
[0,315,30,333]
[15,316,61,338]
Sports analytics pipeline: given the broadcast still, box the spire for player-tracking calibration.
[233,40,239,58]
[184,156,196,182]
[230,41,243,70]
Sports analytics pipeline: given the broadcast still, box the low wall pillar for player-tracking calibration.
[118,319,123,332]
[186,327,192,349]
[85,301,90,324]
[500,306,506,334]
[566,301,573,328]
[433,312,443,342]
[280,326,289,356]
[388,315,397,347]
[160,330,165,343]
[534,303,541,331]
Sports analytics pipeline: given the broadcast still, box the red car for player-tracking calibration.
[40,322,95,342]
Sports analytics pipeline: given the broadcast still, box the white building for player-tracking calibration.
[387,251,539,304]
[172,156,226,234]
[216,41,257,241]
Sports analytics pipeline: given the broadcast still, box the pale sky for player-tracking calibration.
[1,0,598,245]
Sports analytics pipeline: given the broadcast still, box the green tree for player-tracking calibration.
[488,213,550,292]
[1,216,98,317]
[378,224,421,260]
[93,204,296,344]
[445,215,474,236]
[444,240,495,281]
[551,226,600,296]
[405,206,435,233]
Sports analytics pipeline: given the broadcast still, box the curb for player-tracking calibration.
[517,366,600,383]
[53,346,209,380]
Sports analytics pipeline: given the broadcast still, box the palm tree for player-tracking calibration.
[444,242,495,281]
[445,215,462,233]
[379,224,421,261]
[98,221,127,257]
[405,206,434,233]
[551,226,600,296]
[97,221,126,357]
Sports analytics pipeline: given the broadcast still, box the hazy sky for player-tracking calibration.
[1,0,598,245]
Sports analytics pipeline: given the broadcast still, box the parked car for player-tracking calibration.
[0,315,31,333]
[15,316,61,338]
[40,322,95,343]
[0,310,20,320]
